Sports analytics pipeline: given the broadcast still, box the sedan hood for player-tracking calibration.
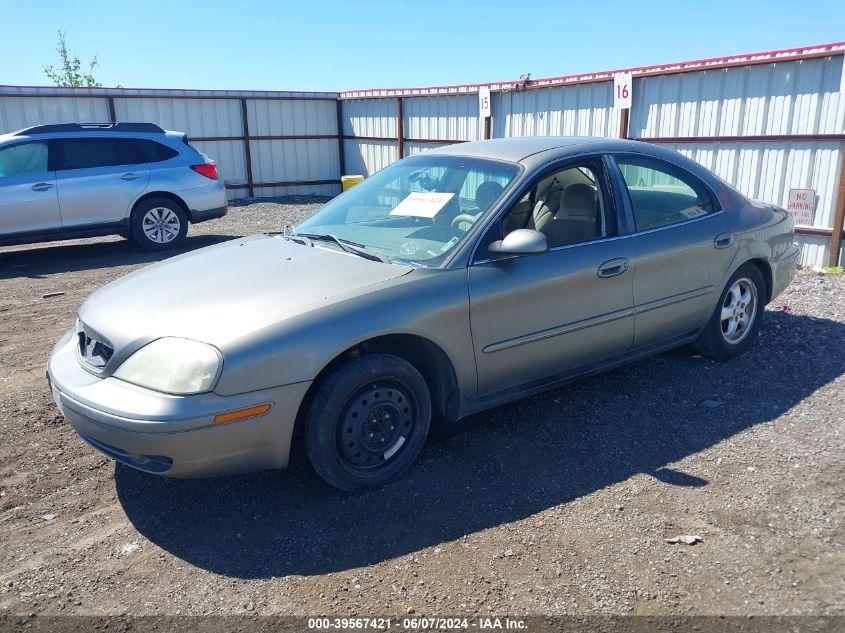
[78,235,412,351]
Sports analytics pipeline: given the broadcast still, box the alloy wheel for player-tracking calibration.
[720,277,757,344]
[141,207,181,244]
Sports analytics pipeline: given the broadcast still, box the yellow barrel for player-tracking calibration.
[341,175,365,191]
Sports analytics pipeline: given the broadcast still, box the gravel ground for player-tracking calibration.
[0,198,843,619]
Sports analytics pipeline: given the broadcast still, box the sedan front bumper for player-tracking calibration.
[47,331,311,477]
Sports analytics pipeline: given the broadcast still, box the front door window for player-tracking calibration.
[0,142,49,178]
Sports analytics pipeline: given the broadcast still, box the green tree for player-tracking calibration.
[43,31,102,87]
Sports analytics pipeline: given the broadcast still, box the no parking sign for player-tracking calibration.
[787,189,816,226]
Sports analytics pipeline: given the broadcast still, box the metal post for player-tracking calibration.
[396,97,404,159]
[240,98,255,198]
[107,96,116,123]
[335,99,346,177]
[829,153,845,267]
[619,107,630,139]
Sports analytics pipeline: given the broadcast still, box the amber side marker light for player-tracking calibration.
[214,403,272,424]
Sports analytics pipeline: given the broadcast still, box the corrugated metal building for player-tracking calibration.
[339,43,845,267]
[1,42,843,264]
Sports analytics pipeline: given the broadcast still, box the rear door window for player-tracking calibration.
[54,138,143,170]
[130,139,179,163]
[0,142,49,178]
[615,155,717,231]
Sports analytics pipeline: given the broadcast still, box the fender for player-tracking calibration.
[213,267,476,397]
[706,202,791,315]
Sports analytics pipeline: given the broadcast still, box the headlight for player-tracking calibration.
[113,338,222,395]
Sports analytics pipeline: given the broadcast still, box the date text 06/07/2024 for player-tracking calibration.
[306,617,528,630]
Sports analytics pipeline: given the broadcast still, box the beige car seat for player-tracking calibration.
[542,183,600,247]
[526,184,565,233]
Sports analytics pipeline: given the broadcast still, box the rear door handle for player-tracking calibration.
[120,172,140,181]
[597,257,629,278]
[31,182,53,192]
[714,232,734,249]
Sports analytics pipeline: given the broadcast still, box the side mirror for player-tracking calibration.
[488,229,548,256]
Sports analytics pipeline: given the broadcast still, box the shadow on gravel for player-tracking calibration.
[0,234,237,280]
[115,310,845,579]
[227,195,333,208]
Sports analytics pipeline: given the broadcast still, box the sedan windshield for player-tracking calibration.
[296,154,520,266]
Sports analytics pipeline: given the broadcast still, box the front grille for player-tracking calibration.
[77,330,114,370]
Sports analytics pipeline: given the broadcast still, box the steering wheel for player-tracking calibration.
[451,213,479,231]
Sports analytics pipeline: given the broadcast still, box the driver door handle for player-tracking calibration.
[597,257,629,278]
[714,232,734,249]
[31,182,53,192]
[120,172,140,181]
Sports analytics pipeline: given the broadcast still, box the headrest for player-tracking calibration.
[475,181,504,210]
[560,183,597,218]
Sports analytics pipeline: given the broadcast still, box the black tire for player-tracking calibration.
[693,263,766,360]
[305,354,431,492]
[130,197,188,250]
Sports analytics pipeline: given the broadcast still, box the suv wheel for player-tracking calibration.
[305,354,432,491]
[131,197,188,250]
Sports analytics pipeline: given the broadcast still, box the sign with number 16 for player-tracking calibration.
[614,73,632,109]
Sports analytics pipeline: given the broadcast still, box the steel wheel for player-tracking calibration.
[141,207,182,244]
[306,354,431,491]
[336,381,416,471]
[720,277,757,344]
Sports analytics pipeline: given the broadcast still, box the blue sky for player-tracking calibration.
[1,0,843,92]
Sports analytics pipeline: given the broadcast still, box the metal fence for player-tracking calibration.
[0,85,344,199]
[1,42,843,266]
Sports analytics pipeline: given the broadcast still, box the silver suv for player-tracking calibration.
[0,123,228,250]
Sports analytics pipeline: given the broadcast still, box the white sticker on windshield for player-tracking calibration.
[390,192,455,218]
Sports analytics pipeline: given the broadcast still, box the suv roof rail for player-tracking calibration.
[14,123,166,135]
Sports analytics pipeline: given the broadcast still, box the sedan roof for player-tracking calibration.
[427,136,657,163]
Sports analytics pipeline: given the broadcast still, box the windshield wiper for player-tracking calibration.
[295,232,391,264]
[276,225,314,246]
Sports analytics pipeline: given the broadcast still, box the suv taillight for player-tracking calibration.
[190,163,218,180]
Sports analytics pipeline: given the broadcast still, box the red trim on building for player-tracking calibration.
[340,42,845,98]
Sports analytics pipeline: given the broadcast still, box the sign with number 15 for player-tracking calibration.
[479,86,491,118]
[614,73,632,109]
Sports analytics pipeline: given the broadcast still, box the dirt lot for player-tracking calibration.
[0,198,843,619]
